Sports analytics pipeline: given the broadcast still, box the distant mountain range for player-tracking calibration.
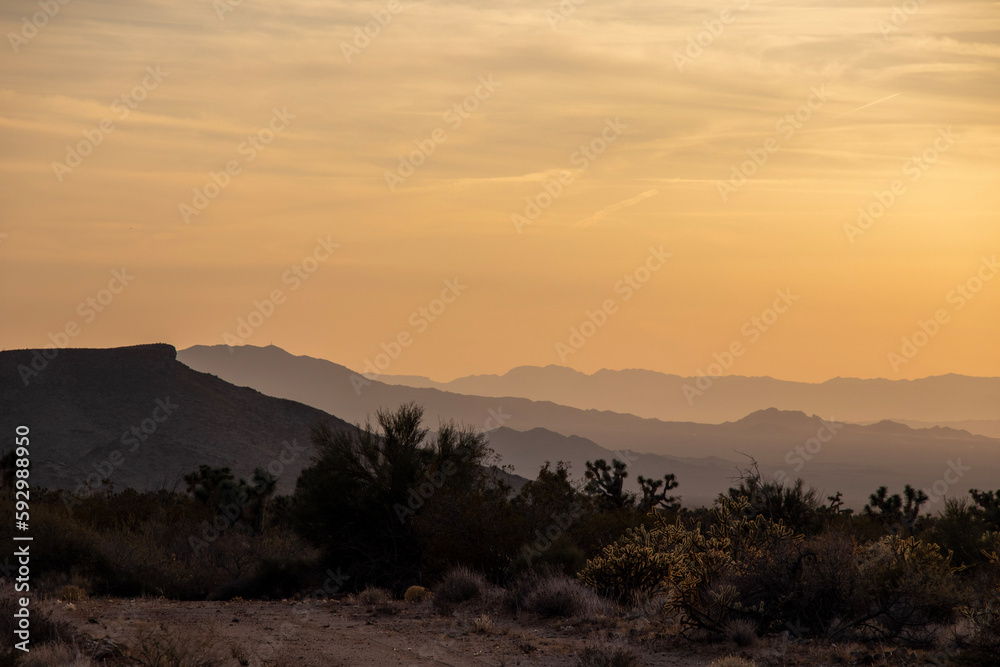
[376,365,1000,430]
[3,342,995,509]
[177,345,1000,508]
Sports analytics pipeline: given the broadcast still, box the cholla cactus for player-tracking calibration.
[578,524,672,604]
[580,496,800,632]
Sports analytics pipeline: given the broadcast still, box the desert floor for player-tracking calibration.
[39,595,835,667]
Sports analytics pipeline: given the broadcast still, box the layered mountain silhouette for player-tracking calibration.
[178,345,1000,508]
[377,365,1000,429]
[3,343,995,509]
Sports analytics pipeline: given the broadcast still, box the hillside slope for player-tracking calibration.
[0,344,351,494]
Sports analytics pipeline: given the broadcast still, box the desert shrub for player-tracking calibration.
[471,614,495,634]
[132,622,227,667]
[921,499,993,572]
[580,492,963,641]
[958,535,1000,660]
[511,532,588,576]
[576,645,640,667]
[654,496,801,634]
[433,566,487,610]
[404,585,431,602]
[293,404,498,589]
[578,524,672,604]
[784,532,860,635]
[505,570,609,619]
[522,574,604,618]
[57,585,87,602]
[356,587,392,606]
[29,504,118,594]
[724,471,827,536]
[216,556,319,601]
[723,618,757,646]
[849,536,960,641]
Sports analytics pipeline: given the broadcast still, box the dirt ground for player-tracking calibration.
[47,596,763,667]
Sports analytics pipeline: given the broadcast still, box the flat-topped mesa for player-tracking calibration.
[2,343,178,388]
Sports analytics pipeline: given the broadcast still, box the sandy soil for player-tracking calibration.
[48,596,751,667]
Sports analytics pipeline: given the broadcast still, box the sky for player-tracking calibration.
[1,0,998,383]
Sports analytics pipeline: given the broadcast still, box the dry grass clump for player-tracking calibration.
[506,572,610,619]
[576,644,641,667]
[525,574,604,619]
[132,622,227,667]
[708,657,756,667]
[57,585,88,602]
[432,567,487,612]
[723,618,757,647]
[355,587,392,606]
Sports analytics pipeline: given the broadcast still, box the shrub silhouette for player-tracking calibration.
[292,402,494,589]
[433,566,487,612]
[584,458,678,512]
[863,485,928,536]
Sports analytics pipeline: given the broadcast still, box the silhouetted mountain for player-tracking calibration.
[885,419,1000,439]
[376,365,1000,427]
[0,344,350,494]
[178,345,1000,508]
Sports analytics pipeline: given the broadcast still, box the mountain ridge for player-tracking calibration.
[374,363,1000,425]
[178,344,1000,507]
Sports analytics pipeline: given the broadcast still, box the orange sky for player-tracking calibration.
[2,0,998,382]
